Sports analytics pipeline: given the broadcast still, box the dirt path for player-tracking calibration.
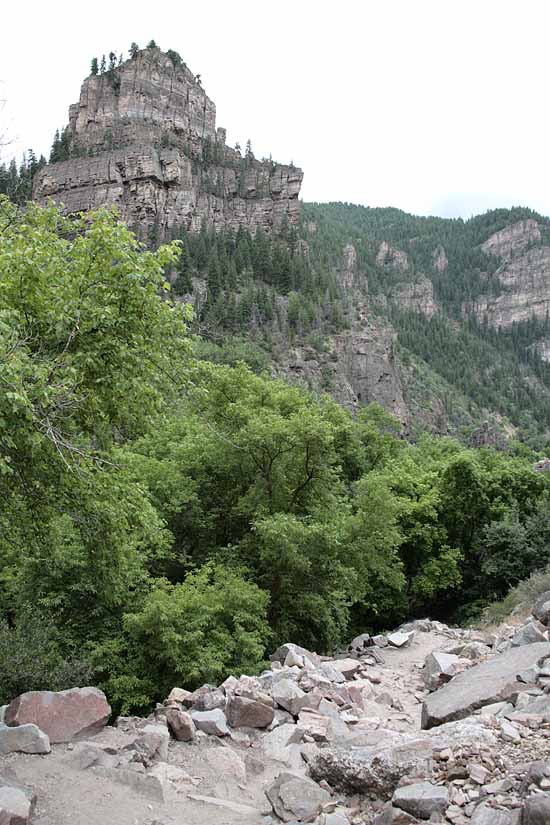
[0,629,452,825]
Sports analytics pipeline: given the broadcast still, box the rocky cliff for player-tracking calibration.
[466,219,550,328]
[33,47,303,240]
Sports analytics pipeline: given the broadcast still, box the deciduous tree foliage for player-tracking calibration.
[1,199,549,714]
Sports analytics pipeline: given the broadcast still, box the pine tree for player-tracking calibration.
[147,40,158,49]
[91,57,99,75]
[100,55,106,74]
[129,42,139,58]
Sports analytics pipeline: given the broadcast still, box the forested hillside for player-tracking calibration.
[162,199,550,450]
[2,196,550,717]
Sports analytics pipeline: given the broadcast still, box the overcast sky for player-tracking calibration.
[1,0,549,218]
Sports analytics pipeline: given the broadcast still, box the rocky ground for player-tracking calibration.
[3,595,550,824]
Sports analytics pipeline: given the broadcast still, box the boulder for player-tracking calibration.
[373,806,422,824]
[272,679,320,716]
[190,708,229,736]
[423,651,460,691]
[310,737,434,797]
[226,695,274,729]
[421,642,550,729]
[470,803,517,824]
[0,723,50,755]
[191,687,226,712]
[166,708,195,741]
[205,748,247,783]
[392,782,448,820]
[271,643,319,666]
[499,720,520,743]
[349,633,372,655]
[330,659,361,680]
[533,591,550,626]
[511,621,547,647]
[265,771,330,822]
[262,724,304,762]
[522,794,550,823]
[387,632,415,648]
[0,772,36,825]
[4,687,110,743]
[131,724,169,762]
[166,687,194,706]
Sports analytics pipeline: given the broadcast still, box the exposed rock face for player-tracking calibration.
[432,245,448,272]
[466,220,550,328]
[276,314,409,427]
[338,243,360,289]
[33,48,303,240]
[391,277,438,318]
[481,219,541,261]
[377,241,409,272]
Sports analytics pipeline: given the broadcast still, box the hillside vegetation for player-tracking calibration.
[2,197,550,714]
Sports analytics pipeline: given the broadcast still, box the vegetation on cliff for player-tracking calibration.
[1,198,549,713]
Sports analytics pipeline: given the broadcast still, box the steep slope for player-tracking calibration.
[33,46,302,240]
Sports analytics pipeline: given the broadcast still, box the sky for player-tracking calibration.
[1,0,549,219]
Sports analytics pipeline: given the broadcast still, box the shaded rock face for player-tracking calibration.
[466,220,550,328]
[276,315,409,427]
[377,241,409,272]
[33,48,303,240]
[391,277,438,318]
[432,245,448,273]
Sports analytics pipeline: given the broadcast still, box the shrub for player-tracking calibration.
[0,607,94,704]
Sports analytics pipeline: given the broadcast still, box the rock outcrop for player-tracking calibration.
[391,277,438,318]
[466,219,550,328]
[33,47,303,240]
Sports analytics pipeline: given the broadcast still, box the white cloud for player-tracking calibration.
[1,0,549,217]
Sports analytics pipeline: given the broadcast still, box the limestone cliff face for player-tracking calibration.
[466,220,550,327]
[391,276,438,318]
[33,48,303,239]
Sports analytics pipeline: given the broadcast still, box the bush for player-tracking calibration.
[482,565,550,625]
[0,607,94,704]
[121,564,271,700]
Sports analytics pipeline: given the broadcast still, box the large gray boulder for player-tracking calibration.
[470,803,518,824]
[522,794,550,823]
[270,643,319,666]
[421,642,550,729]
[190,708,229,736]
[309,737,434,797]
[423,651,460,691]
[392,782,448,820]
[511,621,547,647]
[265,771,330,822]
[0,723,50,755]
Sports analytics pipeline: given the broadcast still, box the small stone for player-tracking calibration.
[499,720,521,743]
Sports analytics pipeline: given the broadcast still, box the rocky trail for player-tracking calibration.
[4,597,550,824]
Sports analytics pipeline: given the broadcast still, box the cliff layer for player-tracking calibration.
[33,48,302,240]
